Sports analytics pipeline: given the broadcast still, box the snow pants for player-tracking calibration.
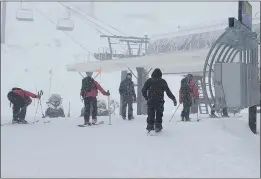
[146,103,164,130]
[181,102,191,120]
[121,95,133,118]
[7,91,27,121]
[84,97,97,123]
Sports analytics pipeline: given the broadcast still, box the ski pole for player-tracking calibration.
[107,91,111,125]
[33,100,40,123]
[169,104,181,122]
[196,104,200,122]
[33,90,42,122]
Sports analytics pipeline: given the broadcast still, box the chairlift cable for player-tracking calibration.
[58,2,114,36]
[66,2,128,36]
[29,3,89,78]
[73,12,105,35]
[29,3,94,56]
[20,0,23,8]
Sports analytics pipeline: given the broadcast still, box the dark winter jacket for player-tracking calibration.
[80,77,109,98]
[179,77,199,104]
[142,68,176,106]
[10,88,37,109]
[119,73,136,99]
[12,89,38,99]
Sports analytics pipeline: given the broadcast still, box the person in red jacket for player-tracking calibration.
[80,72,110,125]
[179,74,199,121]
[7,87,41,124]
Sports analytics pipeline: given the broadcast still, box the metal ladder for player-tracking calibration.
[197,78,209,114]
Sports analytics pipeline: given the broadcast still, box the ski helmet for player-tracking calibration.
[85,72,93,77]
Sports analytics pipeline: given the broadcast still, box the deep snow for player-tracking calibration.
[1,2,260,178]
[1,113,260,178]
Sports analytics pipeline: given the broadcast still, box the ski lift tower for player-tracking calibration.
[16,1,34,21]
[95,35,150,116]
[57,6,74,31]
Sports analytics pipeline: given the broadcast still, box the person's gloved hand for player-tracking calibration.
[133,96,137,102]
[173,99,177,106]
[106,90,110,96]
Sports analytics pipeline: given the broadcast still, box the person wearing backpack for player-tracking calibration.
[7,87,41,124]
[80,72,110,125]
[179,74,199,121]
[119,73,136,120]
[142,68,177,132]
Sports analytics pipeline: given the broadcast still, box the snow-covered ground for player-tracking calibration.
[1,113,260,178]
[1,2,260,178]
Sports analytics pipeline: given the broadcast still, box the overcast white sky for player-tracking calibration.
[2,2,260,55]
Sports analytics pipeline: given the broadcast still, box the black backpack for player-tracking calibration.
[81,77,95,93]
[180,78,191,103]
[12,87,22,91]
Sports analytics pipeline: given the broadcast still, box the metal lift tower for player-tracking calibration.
[95,35,150,116]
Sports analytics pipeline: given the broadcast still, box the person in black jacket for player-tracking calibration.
[142,68,177,132]
[119,73,136,120]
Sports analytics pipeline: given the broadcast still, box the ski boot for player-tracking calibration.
[12,119,19,124]
[184,116,190,122]
[155,126,163,133]
[18,119,28,124]
[154,123,163,133]
[146,125,154,133]
[84,122,92,126]
[122,116,126,120]
[83,118,92,126]
[221,113,230,117]
[221,108,229,117]
[92,119,97,125]
[210,114,218,118]
[128,116,134,120]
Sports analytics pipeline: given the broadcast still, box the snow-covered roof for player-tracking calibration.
[67,20,260,74]
[67,49,209,73]
[148,21,260,55]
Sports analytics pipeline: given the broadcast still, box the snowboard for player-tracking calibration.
[78,121,104,127]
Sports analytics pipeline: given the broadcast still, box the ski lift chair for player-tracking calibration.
[16,8,34,21]
[56,17,74,31]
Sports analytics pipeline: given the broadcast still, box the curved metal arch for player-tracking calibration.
[202,19,259,112]
[202,28,231,110]
[208,44,229,105]
[225,48,237,63]
[221,46,233,62]
[229,50,240,63]
[216,45,230,62]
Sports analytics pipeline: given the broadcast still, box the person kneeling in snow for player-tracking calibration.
[80,72,110,125]
[7,87,41,124]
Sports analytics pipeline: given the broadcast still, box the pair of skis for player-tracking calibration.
[78,94,111,127]
[177,118,201,122]
[78,121,104,127]
[1,120,51,126]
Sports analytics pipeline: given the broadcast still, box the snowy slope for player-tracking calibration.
[1,113,260,178]
[1,2,260,178]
